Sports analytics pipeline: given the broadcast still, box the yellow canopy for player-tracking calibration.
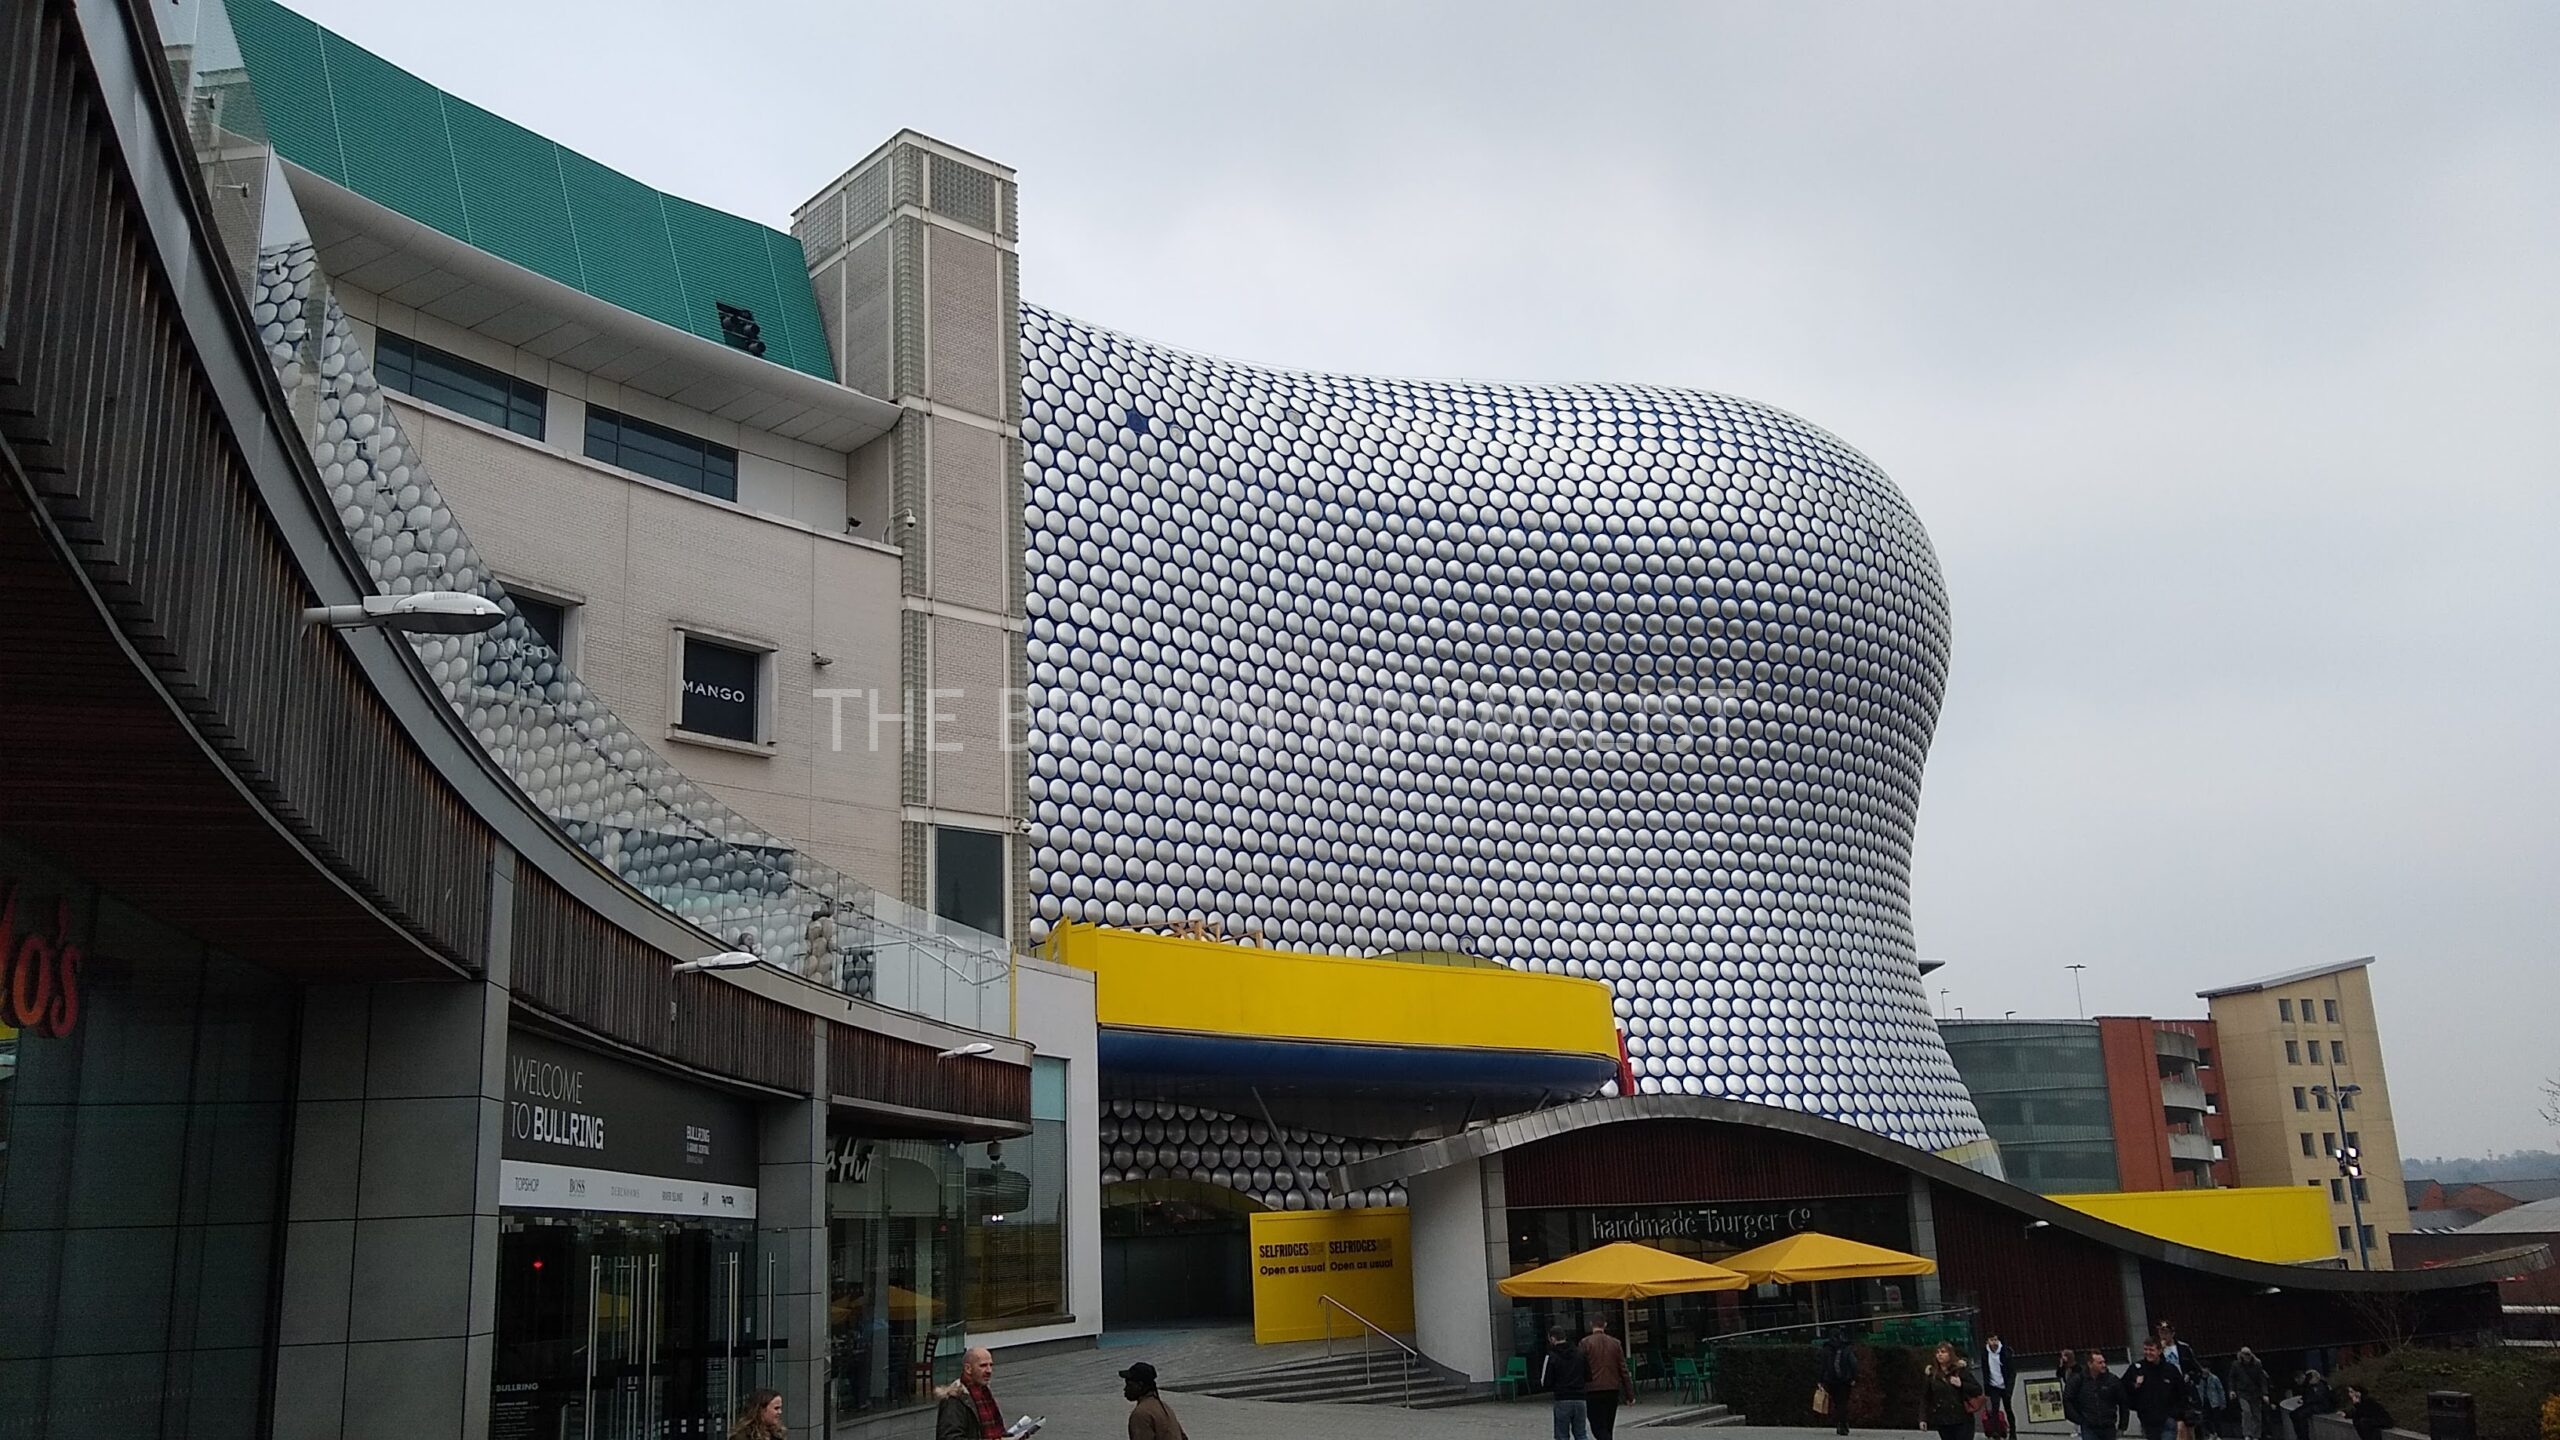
[1497,1242,1751,1300]
[1715,1231,1937,1283]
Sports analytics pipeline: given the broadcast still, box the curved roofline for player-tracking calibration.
[1332,1093,2551,1295]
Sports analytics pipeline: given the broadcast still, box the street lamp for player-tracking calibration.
[2066,964,2088,1019]
[674,951,760,975]
[936,1042,996,1061]
[303,591,505,634]
[2312,1067,2371,1269]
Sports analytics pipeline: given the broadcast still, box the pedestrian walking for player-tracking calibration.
[2125,1341,2187,1440]
[1980,1333,2014,1438]
[935,1348,1023,1440]
[1119,1362,1187,1440]
[2342,1385,2392,1440]
[2230,1349,2269,1440]
[1922,1341,1986,1440]
[1539,1326,1593,1440]
[728,1389,785,1440]
[2065,1350,2129,1440]
[2154,1323,2201,1440]
[1821,1329,1861,1437]
[1578,1317,1632,1440]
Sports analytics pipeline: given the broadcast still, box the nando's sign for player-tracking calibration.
[0,879,85,1038]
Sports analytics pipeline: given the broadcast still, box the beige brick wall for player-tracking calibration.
[927,615,1015,819]
[927,229,1005,418]
[401,401,907,898]
[926,418,1006,614]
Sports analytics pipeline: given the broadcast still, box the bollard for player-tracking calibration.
[2424,1390,2474,1440]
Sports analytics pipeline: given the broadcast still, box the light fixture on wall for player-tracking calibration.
[936,1042,996,1061]
[898,509,918,529]
[812,652,836,668]
[303,591,504,635]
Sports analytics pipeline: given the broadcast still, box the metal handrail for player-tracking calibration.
[1320,1294,1422,1408]
[1703,1306,1980,1348]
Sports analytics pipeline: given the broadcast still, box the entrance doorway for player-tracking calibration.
[1101,1180,1258,1325]
[494,1213,774,1439]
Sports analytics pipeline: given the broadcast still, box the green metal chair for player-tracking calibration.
[1495,1355,1530,1401]
[1671,1356,1705,1403]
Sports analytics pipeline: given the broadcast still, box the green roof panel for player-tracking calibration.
[442,98,583,286]
[228,0,838,382]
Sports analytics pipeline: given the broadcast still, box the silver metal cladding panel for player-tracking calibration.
[1019,307,1987,1154]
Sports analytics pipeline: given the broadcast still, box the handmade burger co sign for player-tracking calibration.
[499,1029,759,1219]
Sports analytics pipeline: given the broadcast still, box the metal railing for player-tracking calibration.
[1701,1305,1980,1348]
[1320,1295,1423,1408]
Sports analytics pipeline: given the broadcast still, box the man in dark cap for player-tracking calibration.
[1121,1361,1188,1440]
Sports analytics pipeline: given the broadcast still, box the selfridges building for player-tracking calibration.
[1021,308,1995,1162]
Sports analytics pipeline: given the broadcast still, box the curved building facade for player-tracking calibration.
[1020,309,1992,1156]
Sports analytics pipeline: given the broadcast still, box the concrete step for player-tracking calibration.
[1172,1351,1487,1408]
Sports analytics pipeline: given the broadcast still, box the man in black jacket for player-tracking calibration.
[1539,1327,1593,1440]
[2125,1340,2188,1440]
[2065,1351,2129,1440]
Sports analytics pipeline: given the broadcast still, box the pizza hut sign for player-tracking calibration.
[0,880,84,1038]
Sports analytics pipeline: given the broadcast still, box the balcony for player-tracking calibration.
[2161,1076,2211,1115]
[2169,1131,2218,1164]
[2153,1028,2202,1063]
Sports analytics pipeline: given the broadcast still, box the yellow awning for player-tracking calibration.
[1497,1242,1751,1300]
[1715,1231,1936,1283]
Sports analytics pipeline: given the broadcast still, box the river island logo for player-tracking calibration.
[0,881,85,1039]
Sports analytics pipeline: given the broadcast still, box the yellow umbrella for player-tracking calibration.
[1714,1232,1934,1328]
[1715,1232,1936,1283]
[1498,1241,1751,1299]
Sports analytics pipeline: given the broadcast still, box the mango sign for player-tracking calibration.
[1249,1207,1413,1345]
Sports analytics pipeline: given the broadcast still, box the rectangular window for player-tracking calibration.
[2279,999,2294,1022]
[2301,1132,2317,1157]
[2332,1040,2346,1063]
[2292,1087,2307,1111]
[933,827,1008,940]
[2197,1047,2215,1069]
[584,403,738,500]
[2339,1225,2353,1250]
[2286,1040,2300,1064]
[2323,1132,2337,1154]
[374,330,546,438]
[2316,1089,2330,1110]
[2353,1178,2369,1203]
[2359,1224,2376,1249]
[678,635,763,742]
[2330,1179,2345,1201]
[2344,1130,2360,1150]
[2325,999,2340,1024]
[2301,994,2319,1021]
[2212,1143,2226,1161]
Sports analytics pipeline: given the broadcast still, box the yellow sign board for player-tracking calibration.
[1248,1207,1414,1344]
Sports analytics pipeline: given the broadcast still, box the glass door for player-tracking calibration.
[495,1214,759,1440]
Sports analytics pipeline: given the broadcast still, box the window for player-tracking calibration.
[2197,1047,2215,1069]
[2286,1041,2300,1064]
[2339,1225,2353,1250]
[2331,1040,2346,1063]
[2330,1179,2345,1201]
[2353,1179,2369,1203]
[584,404,738,500]
[2323,1132,2337,1154]
[2359,1224,2376,1250]
[2324,999,2340,1024]
[2301,994,2318,1021]
[2316,1089,2330,1110]
[2212,1143,2226,1161]
[2279,999,2294,1021]
[2301,1133,2317,1157]
[678,635,763,742]
[961,1057,1068,1328]
[2344,1130,2361,1150]
[933,827,1008,940]
[374,330,546,438]
[2292,1087,2307,1111]
[504,586,578,665]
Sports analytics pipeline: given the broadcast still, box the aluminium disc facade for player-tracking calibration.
[1021,307,1990,1156]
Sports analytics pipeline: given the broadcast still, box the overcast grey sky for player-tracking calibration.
[285,1,2559,1158]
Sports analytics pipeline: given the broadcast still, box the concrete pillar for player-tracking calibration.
[1907,1174,1945,1311]
[270,853,515,1440]
[1408,1156,1497,1381]
[761,1027,832,1439]
[2118,1253,2150,1357]
[1482,1157,1515,1373]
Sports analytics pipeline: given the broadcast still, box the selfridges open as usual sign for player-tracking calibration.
[500,1029,760,1219]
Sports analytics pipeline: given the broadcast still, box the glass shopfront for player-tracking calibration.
[0,835,296,1438]
[491,1030,768,1440]
[960,1057,1068,1329]
[827,1137,964,1421]
[1507,1194,1913,1381]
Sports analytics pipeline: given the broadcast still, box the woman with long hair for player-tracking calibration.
[1923,1341,1986,1440]
[730,1389,785,1440]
